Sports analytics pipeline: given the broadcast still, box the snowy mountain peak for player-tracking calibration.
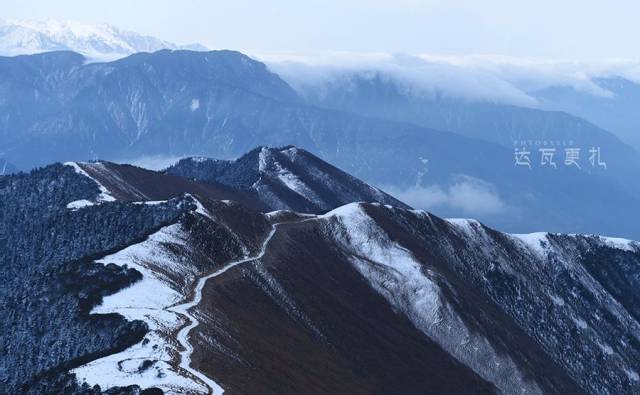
[0,19,207,60]
[168,146,410,213]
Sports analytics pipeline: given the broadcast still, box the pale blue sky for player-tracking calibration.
[4,0,640,60]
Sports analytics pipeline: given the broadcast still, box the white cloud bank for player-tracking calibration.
[386,175,506,216]
[120,155,184,171]
[259,51,640,106]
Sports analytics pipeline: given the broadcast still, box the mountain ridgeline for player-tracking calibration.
[0,146,409,393]
[2,146,639,394]
[531,77,640,152]
[166,146,409,213]
[2,49,640,239]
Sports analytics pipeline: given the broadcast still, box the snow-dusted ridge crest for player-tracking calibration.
[65,160,169,209]
[445,217,639,255]
[64,161,116,208]
[66,193,639,394]
[72,221,208,393]
[319,204,640,393]
[72,195,279,394]
[320,204,544,393]
[168,146,409,214]
[71,207,216,393]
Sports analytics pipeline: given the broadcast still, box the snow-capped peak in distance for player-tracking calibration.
[0,19,207,60]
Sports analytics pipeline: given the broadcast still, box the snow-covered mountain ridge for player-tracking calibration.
[167,146,409,213]
[60,154,640,394]
[3,146,640,394]
[69,196,640,394]
[0,19,206,59]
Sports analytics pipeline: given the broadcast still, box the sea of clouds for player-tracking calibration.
[258,51,640,107]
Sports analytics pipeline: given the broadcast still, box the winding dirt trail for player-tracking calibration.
[168,223,280,394]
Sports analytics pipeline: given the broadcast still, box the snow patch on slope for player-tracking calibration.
[73,332,203,393]
[279,146,391,207]
[254,147,326,210]
[84,162,150,200]
[445,218,482,234]
[72,223,211,394]
[511,231,638,256]
[326,204,542,394]
[599,236,638,252]
[65,161,116,209]
[625,368,640,382]
[185,193,214,220]
[446,218,555,258]
[257,147,269,173]
[66,199,94,210]
[274,161,324,204]
[91,225,190,326]
[510,232,552,257]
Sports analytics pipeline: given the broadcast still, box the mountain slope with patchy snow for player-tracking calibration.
[5,147,640,394]
[61,145,408,214]
[167,201,639,394]
[167,146,410,213]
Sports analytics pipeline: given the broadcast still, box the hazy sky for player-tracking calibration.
[4,0,640,60]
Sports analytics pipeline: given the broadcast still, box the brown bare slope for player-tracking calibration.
[189,218,495,395]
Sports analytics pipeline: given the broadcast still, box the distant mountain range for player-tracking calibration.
[4,20,640,395]
[3,146,639,394]
[531,77,640,151]
[271,57,640,153]
[1,49,639,238]
[1,19,638,151]
[0,19,206,59]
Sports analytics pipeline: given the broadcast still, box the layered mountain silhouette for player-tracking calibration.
[3,146,639,394]
[1,50,640,239]
[531,76,640,152]
[298,70,640,198]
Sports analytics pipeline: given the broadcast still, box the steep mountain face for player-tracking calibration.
[0,49,471,173]
[532,77,640,152]
[167,146,409,213]
[3,146,640,394]
[2,50,640,239]
[0,19,205,59]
